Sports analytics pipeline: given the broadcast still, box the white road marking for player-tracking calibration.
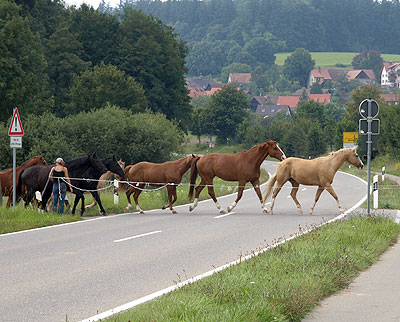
[214,212,235,219]
[287,195,291,198]
[113,230,162,243]
[395,211,400,224]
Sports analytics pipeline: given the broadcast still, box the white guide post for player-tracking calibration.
[373,175,378,209]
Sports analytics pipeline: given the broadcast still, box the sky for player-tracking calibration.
[64,0,120,9]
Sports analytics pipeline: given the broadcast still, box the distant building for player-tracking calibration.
[254,104,291,118]
[381,93,400,105]
[186,78,223,98]
[228,73,251,84]
[381,62,400,88]
[308,68,375,88]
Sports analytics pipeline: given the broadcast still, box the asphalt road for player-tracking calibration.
[0,161,367,322]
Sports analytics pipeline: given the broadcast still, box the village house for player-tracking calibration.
[381,93,400,105]
[381,62,400,88]
[186,78,223,98]
[228,73,251,84]
[308,68,375,88]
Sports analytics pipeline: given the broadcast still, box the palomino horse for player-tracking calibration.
[262,147,364,215]
[124,154,200,214]
[85,159,125,211]
[0,154,47,207]
[188,140,286,214]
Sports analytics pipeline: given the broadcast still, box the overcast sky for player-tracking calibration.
[64,0,120,9]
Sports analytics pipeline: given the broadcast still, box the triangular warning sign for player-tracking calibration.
[8,108,24,136]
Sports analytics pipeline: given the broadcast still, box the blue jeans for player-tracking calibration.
[52,181,67,214]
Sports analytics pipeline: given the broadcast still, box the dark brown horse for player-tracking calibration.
[124,154,200,214]
[188,140,286,214]
[262,147,364,215]
[0,154,47,207]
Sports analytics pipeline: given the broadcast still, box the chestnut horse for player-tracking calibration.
[262,147,364,215]
[0,154,47,207]
[124,154,200,214]
[188,140,286,214]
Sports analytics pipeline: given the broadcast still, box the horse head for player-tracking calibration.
[24,154,47,167]
[104,155,125,180]
[89,152,108,175]
[347,147,364,170]
[267,141,286,161]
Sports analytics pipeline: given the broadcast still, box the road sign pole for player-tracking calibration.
[367,100,372,216]
[12,147,16,211]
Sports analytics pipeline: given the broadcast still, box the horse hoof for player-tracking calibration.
[189,206,193,212]
[227,207,232,213]
[298,210,303,215]
[219,209,226,214]
[102,212,108,216]
[172,210,177,214]
[162,206,166,210]
[310,211,315,216]
[140,210,145,214]
[263,209,273,215]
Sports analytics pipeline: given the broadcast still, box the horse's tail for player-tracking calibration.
[188,157,199,201]
[262,173,277,205]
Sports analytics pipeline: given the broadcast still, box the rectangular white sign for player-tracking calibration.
[10,136,22,149]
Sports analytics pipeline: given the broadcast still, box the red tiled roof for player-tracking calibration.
[308,94,331,104]
[346,69,376,81]
[311,68,332,80]
[228,73,251,84]
[381,93,400,102]
[277,96,300,108]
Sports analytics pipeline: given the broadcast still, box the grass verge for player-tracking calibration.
[105,215,400,322]
[341,165,400,210]
[0,207,82,234]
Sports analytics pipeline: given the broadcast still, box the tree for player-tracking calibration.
[352,50,383,82]
[296,100,327,127]
[117,9,191,130]
[282,48,315,87]
[205,86,250,144]
[67,63,148,115]
[45,21,90,116]
[0,0,52,122]
[344,84,384,123]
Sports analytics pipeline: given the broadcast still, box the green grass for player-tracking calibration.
[275,52,400,67]
[105,215,400,322]
[341,163,400,210]
[0,207,82,234]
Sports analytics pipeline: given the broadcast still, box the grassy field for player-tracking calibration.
[275,52,400,67]
[105,215,400,322]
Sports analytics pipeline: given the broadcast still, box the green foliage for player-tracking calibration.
[236,115,268,148]
[67,63,148,114]
[117,9,191,130]
[0,106,184,168]
[0,0,52,123]
[352,50,383,82]
[283,48,315,87]
[205,86,250,143]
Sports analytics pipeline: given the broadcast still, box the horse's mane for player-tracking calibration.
[328,148,354,158]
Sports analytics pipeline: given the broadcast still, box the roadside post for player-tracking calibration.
[382,166,385,181]
[373,175,378,209]
[8,108,24,211]
[114,179,119,205]
[359,99,380,215]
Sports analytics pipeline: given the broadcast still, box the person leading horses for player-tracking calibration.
[49,157,71,214]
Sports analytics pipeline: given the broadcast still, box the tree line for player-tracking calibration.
[112,0,400,77]
[190,85,400,160]
[0,0,191,129]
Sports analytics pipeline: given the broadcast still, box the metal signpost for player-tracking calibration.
[8,108,24,211]
[359,99,379,215]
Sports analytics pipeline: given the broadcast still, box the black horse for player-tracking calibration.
[17,153,107,215]
[70,156,125,216]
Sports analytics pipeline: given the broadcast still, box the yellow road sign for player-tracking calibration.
[343,132,358,143]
